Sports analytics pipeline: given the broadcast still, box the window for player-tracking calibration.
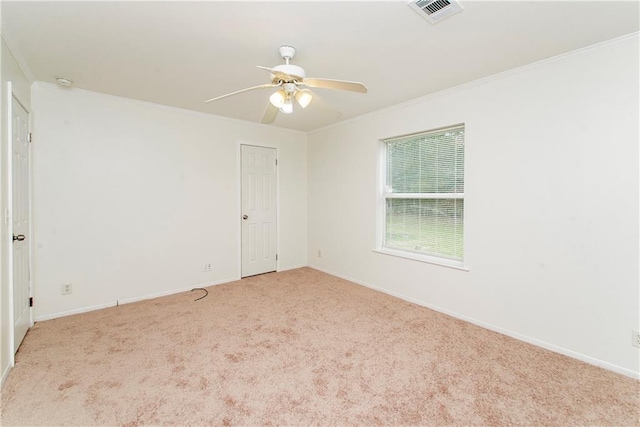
[380,124,465,266]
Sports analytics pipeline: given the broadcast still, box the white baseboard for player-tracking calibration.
[277,264,308,273]
[35,301,118,322]
[116,276,238,305]
[34,276,239,322]
[309,264,640,380]
[1,362,12,387]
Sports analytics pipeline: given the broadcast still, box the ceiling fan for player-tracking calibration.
[204,45,368,124]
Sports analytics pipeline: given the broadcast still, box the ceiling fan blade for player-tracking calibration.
[256,65,302,81]
[261,103,279,124]
[204,83,277,103]
[303,78,368,94]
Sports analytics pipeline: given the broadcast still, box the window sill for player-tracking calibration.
[372,248,469,271]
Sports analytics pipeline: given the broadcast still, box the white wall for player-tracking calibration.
[31,83,307,320]
[1,36,32,384]
[307,35,640,377]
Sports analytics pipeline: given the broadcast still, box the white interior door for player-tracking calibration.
[241,145,277,277]
[12,96,31,352]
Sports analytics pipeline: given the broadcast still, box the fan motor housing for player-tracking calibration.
[272,64,305,80]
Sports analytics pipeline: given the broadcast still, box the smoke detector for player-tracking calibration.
[408,0,463,24]
[55,77,73,87]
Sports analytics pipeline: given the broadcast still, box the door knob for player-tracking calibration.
[13,234,25,241]
[242,215,248,220]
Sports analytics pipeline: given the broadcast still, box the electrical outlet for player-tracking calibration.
[203,263,213,272]
[62,283,72,295]
[318,250,322,258]
[632,330,640,348]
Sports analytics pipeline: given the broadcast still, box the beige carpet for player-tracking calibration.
[1,267,638,426]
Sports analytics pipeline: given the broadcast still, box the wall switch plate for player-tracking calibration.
[318,250,322,258]
[633,330,640,348]
[203,263,213,272]
[62,283,72,295]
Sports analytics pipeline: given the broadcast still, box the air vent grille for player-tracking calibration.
[408,0,463,24]
[418,0,450,15]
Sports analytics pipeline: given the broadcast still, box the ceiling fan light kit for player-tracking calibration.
[269,90,286,108]
[205,45,368,124]
[280,97,293,114]
[295,89,312,109]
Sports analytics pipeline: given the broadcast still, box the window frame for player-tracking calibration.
[375,124,468,271]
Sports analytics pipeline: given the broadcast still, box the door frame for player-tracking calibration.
[236,141,279,278]
[6,82,34,364]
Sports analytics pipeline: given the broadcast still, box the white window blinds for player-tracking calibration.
[383,125,465,261]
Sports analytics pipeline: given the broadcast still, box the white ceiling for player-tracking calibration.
[2,1,638,132]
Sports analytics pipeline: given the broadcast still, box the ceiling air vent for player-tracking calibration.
[408,0,463,24]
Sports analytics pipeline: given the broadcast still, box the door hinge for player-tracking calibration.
[29,297,33,307]
[28,132,32,143]
[275,159,278,166]
[276,254,278,261]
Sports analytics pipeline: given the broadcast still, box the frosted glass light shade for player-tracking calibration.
[295,90,312,108]
[280,97,293,114]
[269,90,286,108]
